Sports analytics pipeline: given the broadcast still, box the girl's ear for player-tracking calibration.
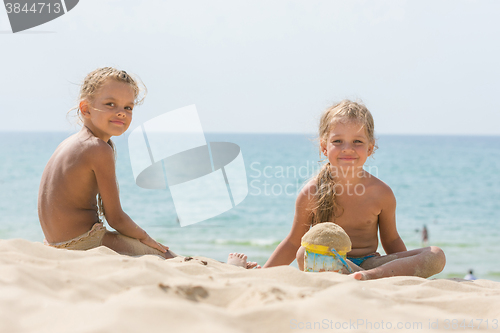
[320,139,327,156]
[79,100,90,118]
[368,142,375,156]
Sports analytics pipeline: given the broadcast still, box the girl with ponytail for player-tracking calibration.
[264,100,446,280]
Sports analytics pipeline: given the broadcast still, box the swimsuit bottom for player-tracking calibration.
[43,222,166,257]
[44,222,106,251]
[347,253,378,266]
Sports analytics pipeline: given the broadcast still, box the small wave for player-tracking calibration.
[212,239,281,247]
[430,242,479,248]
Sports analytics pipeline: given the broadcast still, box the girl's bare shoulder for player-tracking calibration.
[364,172,395,200]
[299,178,318,196]
[295,178,318,208]
[49,131,114,172]
[72,130,113,157]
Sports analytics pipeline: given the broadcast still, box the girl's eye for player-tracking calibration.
[332,140,342,144]
[106,103,114,107]
[125,106,133,111]
[354,140,363,143]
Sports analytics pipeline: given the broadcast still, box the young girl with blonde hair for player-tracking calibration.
[38,67,177,257]
[264,100,446,280]
[38,67,256,267]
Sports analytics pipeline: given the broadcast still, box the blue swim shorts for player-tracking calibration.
[347,254,377,266]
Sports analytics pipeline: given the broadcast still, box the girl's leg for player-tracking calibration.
[102,232,258,267]
[102,231,177,259]
[296,246,306,270]
[353,246,446,280]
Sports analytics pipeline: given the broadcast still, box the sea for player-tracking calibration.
[1,132,499,281]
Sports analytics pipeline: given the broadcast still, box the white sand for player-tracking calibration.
[1,239,499,333]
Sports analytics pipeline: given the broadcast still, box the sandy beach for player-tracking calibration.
[1,239,499,333]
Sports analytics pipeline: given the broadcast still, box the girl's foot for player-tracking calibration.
[227,253,261,269]
[351,271,368,280]
[246,261,261,269]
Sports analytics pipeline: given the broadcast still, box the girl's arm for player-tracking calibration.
[263,181,315,268]
[378,185,407,254]
[90,142,168,253]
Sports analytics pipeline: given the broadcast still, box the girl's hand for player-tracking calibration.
[140,235,169,253]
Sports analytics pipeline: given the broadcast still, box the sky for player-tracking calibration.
[1,0,499,135]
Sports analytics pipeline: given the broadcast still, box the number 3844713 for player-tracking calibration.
[5,2,62,14]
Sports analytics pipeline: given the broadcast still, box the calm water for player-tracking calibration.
[1,132,499,280]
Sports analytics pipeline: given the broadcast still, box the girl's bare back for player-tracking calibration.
[38,127,108,243]
[38,68,259,265]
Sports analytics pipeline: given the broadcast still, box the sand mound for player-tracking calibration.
[302,222,351,253]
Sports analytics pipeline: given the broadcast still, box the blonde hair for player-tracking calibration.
[311,99,377,226]
[73,67,146,121]
[71,67,147,219]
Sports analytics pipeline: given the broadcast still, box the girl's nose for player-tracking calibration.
[342,143,354,151]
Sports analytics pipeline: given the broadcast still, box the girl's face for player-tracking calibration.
[80,79,135,141]
[321,120,374,171]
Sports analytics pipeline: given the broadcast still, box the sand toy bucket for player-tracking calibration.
[301,241,353,273]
